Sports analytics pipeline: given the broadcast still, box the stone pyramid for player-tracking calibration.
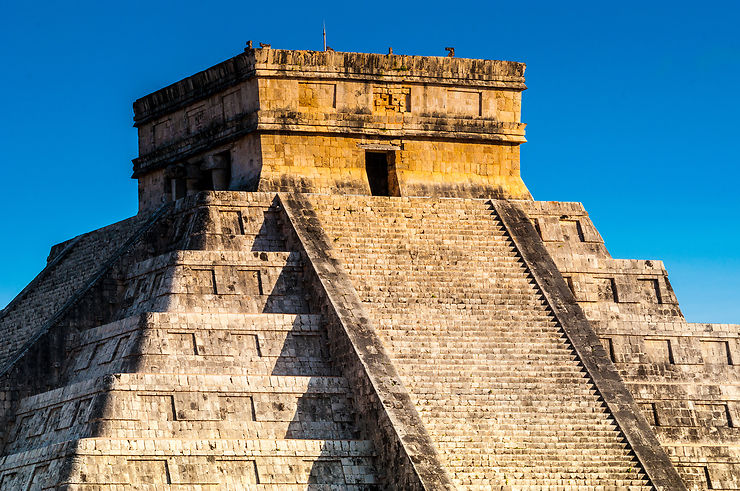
[0,46,737,490]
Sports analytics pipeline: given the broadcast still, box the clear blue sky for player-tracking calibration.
[1,1,738,322]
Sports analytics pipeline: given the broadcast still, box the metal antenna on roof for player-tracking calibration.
[323,21,327,51]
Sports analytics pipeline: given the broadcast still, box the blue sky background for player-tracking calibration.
[0,1,738,322]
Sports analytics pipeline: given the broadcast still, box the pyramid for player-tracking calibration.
[0,47,736,490]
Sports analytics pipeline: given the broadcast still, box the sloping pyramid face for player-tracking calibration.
[308,196,651,488]
[0,190,722,490]
[518,201,740,491]
[0,193,379,489]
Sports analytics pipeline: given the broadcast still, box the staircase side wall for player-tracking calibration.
[280,192,454,490]
[493,199,685,491]
[520,199,740,490]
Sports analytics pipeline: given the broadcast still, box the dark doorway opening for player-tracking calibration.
[365,152,391,196]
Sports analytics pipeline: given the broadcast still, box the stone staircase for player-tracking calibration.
[0,193,379,489]
[310,195,653,489]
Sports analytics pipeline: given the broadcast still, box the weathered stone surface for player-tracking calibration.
[0,193,381,488]
[1,46,737,490]
[520,200,740,489]
[133,48,531,212]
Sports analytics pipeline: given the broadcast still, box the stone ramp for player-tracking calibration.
[0,212,150,371]
[308,195,655,489]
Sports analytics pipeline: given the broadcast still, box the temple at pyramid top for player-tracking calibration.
[132,47,531,212]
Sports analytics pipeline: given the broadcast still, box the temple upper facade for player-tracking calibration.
[132,47,531,211]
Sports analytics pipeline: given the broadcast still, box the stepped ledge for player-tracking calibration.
[0,44,736,490]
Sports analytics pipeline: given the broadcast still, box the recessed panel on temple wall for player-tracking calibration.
[397,139,530,199]
[138,168,167,212]
[257,133,369,194]
[228,134,262,191]
[138,79,258,155]
[298,82,337,111]
[255,77,520,123]
[257,78,299,112]
[255,132,530,199]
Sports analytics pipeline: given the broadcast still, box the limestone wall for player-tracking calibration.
[0,192,383,488]
[132,48,531,212]
[521,200,740,489]
[0,214,147,371]
[396,139,526,198]
[257,133,368,195]
[137,78,259,156]
[307,194,654,489]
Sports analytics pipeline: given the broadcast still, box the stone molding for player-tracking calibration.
[134,48,525,125]
[132,113,257,177]
[132,110,525,177]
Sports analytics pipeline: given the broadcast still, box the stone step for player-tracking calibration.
[452,469,648,480]
[442,453,640,464]
[135,355,335,377]
[308,195,648,485]
[431,434,630,445]
[13,373,354,416]
[94,420,360,441]
[452,480,650,490]
[429,429,625,439]
[0,438,378,488]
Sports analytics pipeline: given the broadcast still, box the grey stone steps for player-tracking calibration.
[452,470,648,481]
[431,433,629,444]
[382,327,567,334]
[402,375,594,383]
[451,461,643,469]
[393,347,579,356]
[162,294,311,314]
[413,403,613,414]
[453,480,650,490]
[95,420,360,440]
[437,444,634,455]
[426,422,624,433]
[392,346,576,353]
[409,387,601,397]
[308,196,650,487]
[134,356,336,377]
[404,375,597,384]
[416,411,615,422]
[442,453,640,464]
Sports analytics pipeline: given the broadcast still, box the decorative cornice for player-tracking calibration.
[133,48,526,126]
[132,113,258,177]
[132,110,526,176]
[133,53,257,126]
[256,111,526,142]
